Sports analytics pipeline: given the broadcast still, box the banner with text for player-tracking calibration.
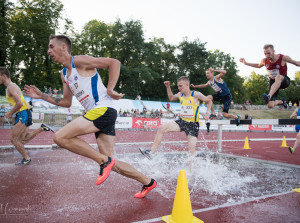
[132,118,161,129]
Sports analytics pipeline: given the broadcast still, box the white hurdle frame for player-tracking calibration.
[210,119,300,152]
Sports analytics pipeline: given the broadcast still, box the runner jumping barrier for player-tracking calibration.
[210,119,300,152]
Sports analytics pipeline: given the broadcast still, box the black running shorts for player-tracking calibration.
[83,107,117,138]
[175,118,199,138]
[269,76,290,101]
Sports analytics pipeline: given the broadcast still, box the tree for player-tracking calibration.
[295,71,300,80]
[243,72,269,104]
[8,0,63,88]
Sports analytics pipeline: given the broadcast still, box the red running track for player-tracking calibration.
[0,129,300,223]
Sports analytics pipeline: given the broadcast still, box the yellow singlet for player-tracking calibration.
[179,91,200,122]
[6,83,29,113]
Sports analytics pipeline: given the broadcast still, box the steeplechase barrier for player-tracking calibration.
[210,119,300,152]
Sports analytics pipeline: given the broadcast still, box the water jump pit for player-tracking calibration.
[119,150,300,207]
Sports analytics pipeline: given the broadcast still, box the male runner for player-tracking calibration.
[139,77,212,159]
[240,44,300,108]
[191,67,240,126]
[24,34,156,198]
[289,107,300,154]
[0,67,54,165]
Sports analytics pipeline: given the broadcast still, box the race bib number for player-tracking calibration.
[180,105,193,118]
[71,82,90,107]
[267,69,280,79]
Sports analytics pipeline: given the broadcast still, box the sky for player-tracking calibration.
[44,0,300,79]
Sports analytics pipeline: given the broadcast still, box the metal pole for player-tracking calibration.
[217,124,222,153]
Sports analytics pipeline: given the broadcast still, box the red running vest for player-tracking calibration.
[265,54,287,78]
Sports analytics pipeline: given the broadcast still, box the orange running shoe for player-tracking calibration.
[134,179,157,198]
[95,157,115,185]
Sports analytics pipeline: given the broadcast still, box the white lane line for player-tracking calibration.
[132,191,293,223]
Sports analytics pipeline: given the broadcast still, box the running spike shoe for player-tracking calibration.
[15,158,31,166]
[139,148,153,160]
[209,114,217,120]
[288,147,295,154]
[282,97,287,109]
[41,123,55,132]
[96,157,115,185]
[236,115,241,126]
[134,179,157,198]
[263,94,270,104]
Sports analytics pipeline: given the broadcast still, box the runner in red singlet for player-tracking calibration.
[240,44,300,109]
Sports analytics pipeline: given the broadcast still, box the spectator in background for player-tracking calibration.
[0,105,8,127]
[230,100,234,109]
[58,87,62,97]
[166,102,170,110]
[136,95,141,100]
[48,87,52,96]
[66,108,72,123]
[294,102,297,107]
[53,88,58,97]
[289,101,293,109]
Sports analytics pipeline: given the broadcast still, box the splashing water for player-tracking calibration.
[116,148,300,206]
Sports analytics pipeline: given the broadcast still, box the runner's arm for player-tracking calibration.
[194,91,212,120]
[283,55,300,67]
[75,55,124,100]
[214,69,227,79]
[191,82,209,88]
[290,108,298,119]
[164,81,180,101]
[5,85,23,118]
[24,73,73,107]
[239,58,265,68]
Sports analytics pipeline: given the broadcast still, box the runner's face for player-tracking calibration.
[0,74,4,85]
[206,70,213,79]
[177,80,189,93]
[48,39,64,64]
[264,48,274,60]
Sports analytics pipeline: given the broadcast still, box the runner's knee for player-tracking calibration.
[53,132,66,147]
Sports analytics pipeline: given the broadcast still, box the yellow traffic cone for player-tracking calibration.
[162,170,204,223]
[292,188,300,193]
[280,136,288,147]
[243,137,251,149]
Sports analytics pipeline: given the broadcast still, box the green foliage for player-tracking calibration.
[243,72,269,104]
[295,71,300,80]
[1,1,252,104]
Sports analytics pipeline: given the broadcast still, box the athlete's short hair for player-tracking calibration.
[49,34,72,53]
[263,44,274,50]
[0,67,10,78]
[177,76,190,84]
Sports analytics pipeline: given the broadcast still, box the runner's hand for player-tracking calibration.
[190,84,195,88]
[107,90,124,100]
[203,112,209,120]
[24,85,43,99]
[4,112,12,119]
[164,81,170,88]
[239,58,246,64]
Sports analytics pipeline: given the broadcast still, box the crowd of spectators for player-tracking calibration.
[44,86,62,97]
[118,108,163,118]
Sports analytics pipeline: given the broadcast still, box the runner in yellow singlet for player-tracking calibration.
[0,67,54,166]
[139,76,212,159]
